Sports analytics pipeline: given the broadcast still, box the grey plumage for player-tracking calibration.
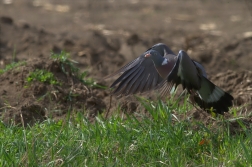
[106,43,233,114]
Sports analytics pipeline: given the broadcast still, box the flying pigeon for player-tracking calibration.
[106,43,233,114]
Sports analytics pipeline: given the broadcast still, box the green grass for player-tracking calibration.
[0,52,251,166]
[0,61,26,74]
[27,69,60,85]
[0,99,251,166]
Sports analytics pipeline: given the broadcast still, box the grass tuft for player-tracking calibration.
[51,51,106,89]
[0,61,26,74]
[26,69,60,85]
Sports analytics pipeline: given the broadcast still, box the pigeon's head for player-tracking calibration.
[144,50,165,67]
[150,43,175,56]
[144,49,160,58]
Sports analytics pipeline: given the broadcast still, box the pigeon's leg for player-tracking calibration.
[105,93,113,119]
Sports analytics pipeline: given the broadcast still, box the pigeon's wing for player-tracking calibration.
[166,51,233,114]
[167,50,201,90]
[106,55,164,96]
[193,61,207,78]
[193,76,233,114]
[156,51,202,97]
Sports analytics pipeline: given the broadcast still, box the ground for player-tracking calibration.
[0,0,252,126]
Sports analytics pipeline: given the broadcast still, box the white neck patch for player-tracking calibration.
[163,48,168,55]
[162,58,168,65]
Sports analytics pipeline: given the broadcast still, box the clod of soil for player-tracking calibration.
[0,57,106,126]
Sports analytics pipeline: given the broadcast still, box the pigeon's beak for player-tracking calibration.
[144,53,151,58]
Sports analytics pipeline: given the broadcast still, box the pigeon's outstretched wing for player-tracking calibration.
[193,61,207,78]
[105,43,175,96]
[166,50,233,114]
[167,50,201,90]
[107,56,163,95]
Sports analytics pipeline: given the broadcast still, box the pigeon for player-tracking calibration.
[106,43,233,114]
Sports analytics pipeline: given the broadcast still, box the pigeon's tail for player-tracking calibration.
[192,76,233,114]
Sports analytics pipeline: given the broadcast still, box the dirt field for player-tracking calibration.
[0,0,252,126]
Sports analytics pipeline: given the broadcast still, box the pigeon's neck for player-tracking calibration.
[150,54,176,78]
[156,60,175,78]
[151,56,166,67]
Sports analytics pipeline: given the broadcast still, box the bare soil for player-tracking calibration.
[0,0,252,128]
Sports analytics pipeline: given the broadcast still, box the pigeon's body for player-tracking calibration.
[106,43,233,114]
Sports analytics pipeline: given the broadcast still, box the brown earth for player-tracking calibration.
[0,0,252,128]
